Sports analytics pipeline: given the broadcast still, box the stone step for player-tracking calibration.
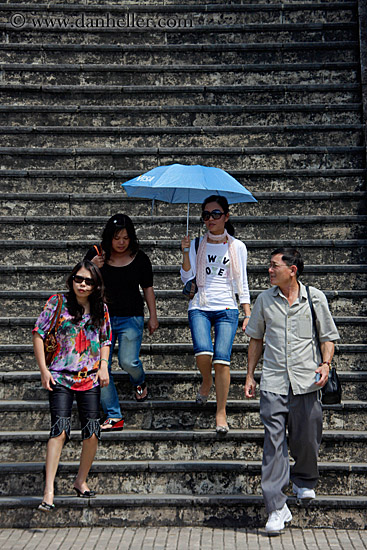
[0,314,365,344]
[1,214,366,241]
[0,0,357,4]
[0,105,362,126]
[0,83,360,106]
[0,323,364,351]
[1,22,358,48]
[0,3,357,26]
[0,0,358,8]
[0,62,359,87]
[0,264,366,290]
[0,192,365,217]
[0,460,365,498]
[0,286,366,316]
[1,343,365,373]
[1,370,366,402]
[1,239,366,267]
[0,0,364,531]
[0,146,363,170]
[0,429,365,463]
[0,41,359,65]
[0,169,365,194]
[0,493,366,529]
[0,399,365,431]
[1,124,363,148]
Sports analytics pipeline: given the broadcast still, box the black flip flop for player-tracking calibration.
[135,382,148,402]
[74,487,96,498]
[38,501,55,512]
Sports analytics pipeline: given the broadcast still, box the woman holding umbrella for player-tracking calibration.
[181,195,251,434]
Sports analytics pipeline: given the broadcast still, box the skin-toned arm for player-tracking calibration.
[33,332,56,391]
[143,286,159,335]
[181,235,191,272]
[244,337,263,398]
[315,341,335,387]
[97,345,110,387]
[241,303,251,332]
[238,241,251,331]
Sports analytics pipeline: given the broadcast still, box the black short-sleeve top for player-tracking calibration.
[85,247,153,317]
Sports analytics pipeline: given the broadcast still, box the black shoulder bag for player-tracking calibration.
[182,237,200,300]
[306,286,342,405]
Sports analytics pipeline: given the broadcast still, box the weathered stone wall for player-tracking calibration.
[358,0,367,167]
[0,0,366,529]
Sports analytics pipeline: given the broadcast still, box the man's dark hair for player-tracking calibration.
[271,248,304,278]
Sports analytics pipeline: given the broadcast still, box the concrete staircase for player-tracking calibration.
[0,0,366,529]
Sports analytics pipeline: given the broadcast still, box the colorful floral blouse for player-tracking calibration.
[33,294,112,391]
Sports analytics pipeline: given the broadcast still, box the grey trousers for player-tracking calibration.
[260,388,323,514]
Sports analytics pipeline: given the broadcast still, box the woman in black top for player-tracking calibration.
[85,213,159,430]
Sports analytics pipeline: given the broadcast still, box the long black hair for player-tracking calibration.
[101,213,139,261]
[201,195,235,236]
[66,260,106,328]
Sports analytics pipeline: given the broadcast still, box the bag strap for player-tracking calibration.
[194,236,199,254]
[48,294,63,335]
[305,285,322,357]
[192,237,200,276]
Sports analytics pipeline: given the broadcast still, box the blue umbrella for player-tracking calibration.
[121,163,257,233]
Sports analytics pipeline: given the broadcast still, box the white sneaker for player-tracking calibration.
[292,483,316,500]
[265,503,292,534]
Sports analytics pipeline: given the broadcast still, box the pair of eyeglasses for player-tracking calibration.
[269,263,289,270]
[201,209,225,221]
[73,275,95,287]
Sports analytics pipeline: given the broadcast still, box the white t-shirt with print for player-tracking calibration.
[180,238,250,312]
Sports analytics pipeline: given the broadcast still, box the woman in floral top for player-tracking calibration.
[33,260,111,512]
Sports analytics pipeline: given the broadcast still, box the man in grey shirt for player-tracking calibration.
[244,248,339,535]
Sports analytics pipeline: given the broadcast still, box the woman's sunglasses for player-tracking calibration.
[202,209,225,221]
[73,275,95,287]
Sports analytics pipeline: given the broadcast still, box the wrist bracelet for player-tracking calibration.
[319,361,331,367]
[183,247,190,253]
[100,358,109,366]
[244,316,250,319]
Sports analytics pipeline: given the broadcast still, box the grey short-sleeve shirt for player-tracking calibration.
[245,282,340,395]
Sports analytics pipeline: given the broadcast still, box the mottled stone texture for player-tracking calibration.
[0,497,366,530]
[1,461,366,498]
[0,0,366,529]
[358,0,367,168]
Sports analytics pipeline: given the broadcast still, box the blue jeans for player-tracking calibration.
[188,309,239,366]
[101,316,145,419]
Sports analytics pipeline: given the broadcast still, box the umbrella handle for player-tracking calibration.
[186,201,190,235]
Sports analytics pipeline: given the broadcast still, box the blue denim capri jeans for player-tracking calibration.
[188,309,239,366]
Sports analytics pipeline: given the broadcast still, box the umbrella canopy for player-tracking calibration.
[121,163,257,233]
